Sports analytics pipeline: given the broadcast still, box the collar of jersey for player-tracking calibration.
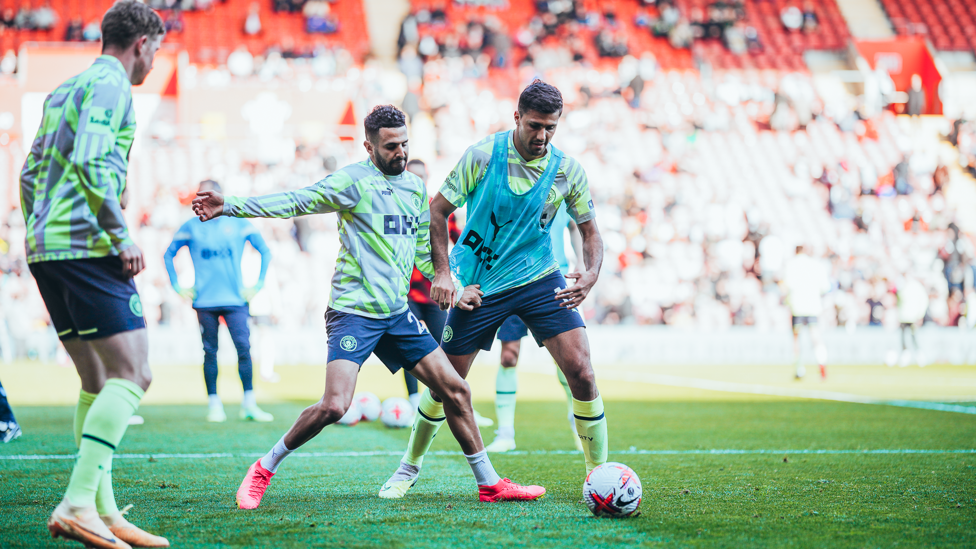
[365,157,407,182]
[94,54,127,77]
[509,131,550,167]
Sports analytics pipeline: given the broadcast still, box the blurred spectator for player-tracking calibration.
[82,19,101,41]
[0,8,14,29]
[906,74,925,117]
[31,1,57,30]
[304,0,338,34]
[801,1,818,33]
[244,2,261,35]
[227,45,255,77]
[13,3,32,30]
[780,5,802,31]
[165,8,185,34]
[0,50,16,75]
[64,17,84,41]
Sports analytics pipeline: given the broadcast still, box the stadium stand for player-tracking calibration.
[879,0,976,52]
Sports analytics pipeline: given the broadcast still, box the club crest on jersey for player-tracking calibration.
[340,336,357,351]
[411,193,422,210]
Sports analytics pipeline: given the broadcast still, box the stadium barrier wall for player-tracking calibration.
[139,326,976,367]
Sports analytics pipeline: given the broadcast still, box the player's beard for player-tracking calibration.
[376,154,407,176]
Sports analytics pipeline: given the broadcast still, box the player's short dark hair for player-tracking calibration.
[518,80,563,115]
[199,179,222,192]
[101,0,165,51]
[406,159,426,169]
[364,105,407,143]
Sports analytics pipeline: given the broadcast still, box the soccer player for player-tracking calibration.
[485,205,582,453]
[894,275,929,367]
[164,179,274,423]
[380,80,609,498]
[20,2,169,547]
[782,245,830,379]
[191,105,545,508]
[404,159,494,425]
[0,376,20,442]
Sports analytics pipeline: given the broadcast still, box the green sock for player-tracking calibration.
[402,389,445,468]
[64,379,144,507]
[556,368,574,418]
[495,366,517,439]
[573,395,608,474]
[73,391,119,516]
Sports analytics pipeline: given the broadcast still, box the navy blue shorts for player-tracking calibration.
[441,271,585,355]
[325,308,439,373]
[496,315,528,342]
[29,256,146,341]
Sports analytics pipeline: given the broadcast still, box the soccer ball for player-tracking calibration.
[354,392,381,421]
[582,462,642,518]
[380,397,415,428]
[336,401,361,426]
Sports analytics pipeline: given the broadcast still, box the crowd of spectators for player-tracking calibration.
[0,1,58,32]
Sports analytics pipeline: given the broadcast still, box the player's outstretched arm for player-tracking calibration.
[429,193,460,310]
[192,190,225,221]
[555,218,604,309]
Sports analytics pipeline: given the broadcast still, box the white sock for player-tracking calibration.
[464,450,501,486]
[497,426,515,439]
[259,436,293,473]
[242,390,256,410]
[408,392,421,410]
[389,460,420,482]
[208,394,223,409]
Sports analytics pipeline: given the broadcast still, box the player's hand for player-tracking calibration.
[555,271,597,309]
[119,245,145,278]
[431,272,457,311]
[177,287,196,300]
[243,285,262,302]
[192,190,225,221]
[456,284,483,311]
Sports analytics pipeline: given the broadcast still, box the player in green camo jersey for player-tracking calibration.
[21,2,170,547]
[192,105,547,508]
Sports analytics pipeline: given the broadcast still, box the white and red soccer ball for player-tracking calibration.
[582,462,642,517]
[354,392,382,422]
[336,401,361,426]
[380,397,414,428]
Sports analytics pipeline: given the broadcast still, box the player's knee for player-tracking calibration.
[566,364,596,388]
[500,351,519,368]
[445,379,471,407]
[313,400,347,425]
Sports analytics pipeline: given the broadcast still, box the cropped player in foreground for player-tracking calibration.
[192,106,545,508]
[486,205,582,453]
[20,2,169,547]
[381,81,609,499]
[164,179,274,423]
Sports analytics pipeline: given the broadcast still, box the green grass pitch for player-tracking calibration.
[1,399,974,548]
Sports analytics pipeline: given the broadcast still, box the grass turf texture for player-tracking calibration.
[1,400,974,548]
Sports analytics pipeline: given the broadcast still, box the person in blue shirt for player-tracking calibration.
[164,179,273,423]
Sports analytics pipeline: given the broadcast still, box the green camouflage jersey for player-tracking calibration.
[224,159,452,319]
[20,55,136,263]
[440,132,595,226]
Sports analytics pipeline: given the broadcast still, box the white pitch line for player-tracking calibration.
[594,369,976,415]
[2,448,975,461]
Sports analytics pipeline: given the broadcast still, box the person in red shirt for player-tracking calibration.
[404,160,493,423]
